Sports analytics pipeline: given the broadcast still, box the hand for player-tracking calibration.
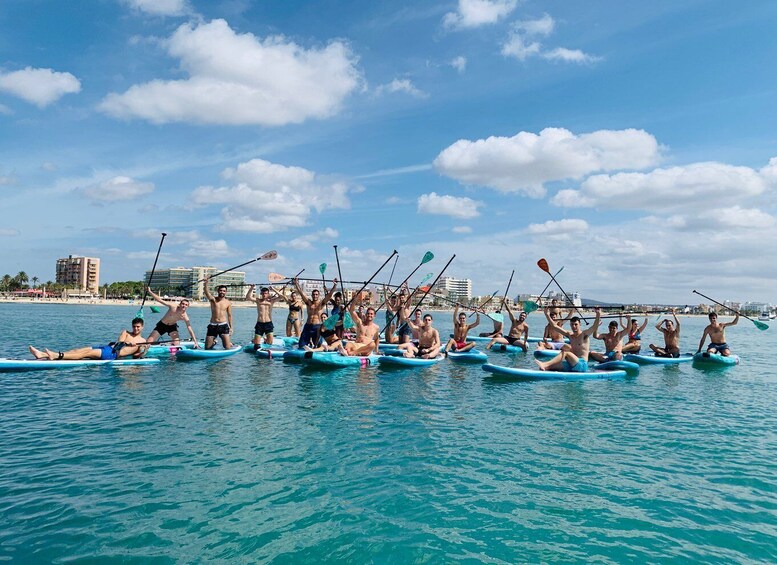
[332,278,338,283]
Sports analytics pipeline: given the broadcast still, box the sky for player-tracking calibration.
[1,0,776,304]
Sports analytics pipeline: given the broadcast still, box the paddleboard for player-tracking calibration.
[624,353,693,365]
[692,352,740,366]
[146,341,201,356]
[378,354,444,367]
[303,352,380,367]
[533,350,638,372]
[0,357,160,372]
[446,349,488,363]
[175,346,242,360]
[449,334,569,344]
[488,343,527,353]
[482,363,627,381]
[283,349,337,362]
[242,344,288,359]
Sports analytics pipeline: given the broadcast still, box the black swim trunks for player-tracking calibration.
[154,320,179,336]
[207,322,230,337]
[506,335,522,346]
[254,321,274,336]
[397,322,413,340]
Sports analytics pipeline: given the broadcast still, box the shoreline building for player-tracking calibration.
[145,267,246,300]
[56,255,100,296]
[435,276,472,304]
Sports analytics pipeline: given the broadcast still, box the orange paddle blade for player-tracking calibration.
[537,258,550,273]
[267,273,286,283]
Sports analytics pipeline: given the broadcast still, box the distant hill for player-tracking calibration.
[580,298,620,307]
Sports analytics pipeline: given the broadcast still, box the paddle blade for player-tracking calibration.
[488,312,505,323]
[537,258,550,273]
[150,306,161,313]
[343,311,355,329]
[135,309,144,319]
[419,272,434,284]
[323,314,338,330]
[319,263,327,275]
[524,300,539,313]
[421,251,434,264]
[268,273,286,283]
[260,250,278,260]
[754,320,769,331]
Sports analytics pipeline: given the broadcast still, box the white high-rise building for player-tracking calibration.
[436,276,472,302]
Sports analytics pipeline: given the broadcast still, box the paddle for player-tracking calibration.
[693,290,769,330]
[500,269,515,312]
[387,253,399,287]
[537,259,588,324]
[184,251,278,291]
[401,255,456,321]
[136,232,167,319]
[523,266,564,313]
[323,249,399,330]
[470,290,502,322]
[331,245,353,329]
[319,263,328,315]
[373,251,435,316]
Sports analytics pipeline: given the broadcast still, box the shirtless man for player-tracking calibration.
[590,317,631,362]
[394,286,415,344]
[338,299,381,357]
[203,278,233,350]
[145,288,198,346]
[535,309,601,372]
[536,309,571,350]
[294,277,337,349]
[650,309,681,357]
[410,309,423,342]
[30,318,148,360]
[444,304,480,353]
[485,303,528,352]
[382,287,399,344]
[399,313,441,359]
[548,298,565,319]
[478,311,503,338]
[697,311,739,356]
[246,284,282,347]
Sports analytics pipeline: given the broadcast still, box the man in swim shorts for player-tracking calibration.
[536,309,571,350]
[535,308,601,372]
[203,277,233,350]
[145,288,199,347]
[338,299,381,357]
[650,308,681,357]
[294,277,338,349]
[399,313,441,359]
[29,318,149,360]
[246,284,283,347]
[485,303,528,352]
[590,316,631,362]
[697,311,739,356]
[444,304,479,353]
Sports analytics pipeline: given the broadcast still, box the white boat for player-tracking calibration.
[758,307,771,321]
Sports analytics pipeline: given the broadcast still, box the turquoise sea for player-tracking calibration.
[1,302,776,562]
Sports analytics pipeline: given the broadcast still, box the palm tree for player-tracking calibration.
[15,271,28,289]
[32,276,39,289]
[0,274,10,292]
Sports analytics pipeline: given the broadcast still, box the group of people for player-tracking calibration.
[28,276,741,369]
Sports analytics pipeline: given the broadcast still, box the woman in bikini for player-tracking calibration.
[303,313,343,352]
[621,313,648,354]
[285,290,304,337]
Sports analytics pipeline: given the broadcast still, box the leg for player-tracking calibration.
[55,347,102,360]
[485,336,508,350]
[265,332,273,346]
[205,335,216,349]
[220,332,232,349]
[146,330,161,344]
[622,341,640,353]
[293,318,301,337]
[589,351,606,363]
[534,350,565,371]
[286,318,292,337]
[421,345,440,359]
[444,338,456,352]
[169,331,181,346]
[459,341,476,352]
[29,346,51,359]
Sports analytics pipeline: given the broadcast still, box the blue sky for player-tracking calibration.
[1,0,776,303]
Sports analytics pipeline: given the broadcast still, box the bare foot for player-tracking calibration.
[534,359,547,371]
[304,345,313,351]
[44,348,58,360]
[29,346,47,360]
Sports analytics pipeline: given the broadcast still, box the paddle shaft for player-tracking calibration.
[183,252,275,290]
[334,245,345,315]
[470,290,499,318]
[692,290,763,324]
[138,233,168,312]
[500,270,515,311]
[541,266,589,325]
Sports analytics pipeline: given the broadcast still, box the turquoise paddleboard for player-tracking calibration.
[175,346,242,360]
[446,349,488,363]
[692,352,740,366]
[482,363,627,381]
[0,357,160,372]
[378,354,444,367]
[624,353,693,365]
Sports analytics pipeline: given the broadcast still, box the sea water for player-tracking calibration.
[1,303,775,562]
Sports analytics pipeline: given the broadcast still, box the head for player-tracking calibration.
[414,308,422,319]
[665,319,674,329]
[518,312,527,322]
[551,299,558,306]
[217,285,227,297]
[631,319,638,327]
[399,288,407,300]
[178,299,190,310]
[333,292,342,304]
[321,313,328,322]
[131,317,144,334]
[423,314,433,326]
[549,311,558,322]
[608,321,618,332]
[569,316,581,331]
[260,287,270,298]
[365,307,376,322]
[312,289,320,301]
[290,291,297,300]
[458,312,467,324]
[708,312,718,322]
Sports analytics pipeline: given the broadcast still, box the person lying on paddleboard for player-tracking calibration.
[535,308,601,372]
[621,313,648,354]
[203,277,233,350]
[246,284,283,348]
[485,303,528,352]
[294,277,338,349]
[29,317,149,361]
[444,304,479,353]
[536,309,572,350]
[145,288,199,347]
[697,311,738,356]
[590,317,631,362]
[650,309,681,358]
[398,313,441,359]
[338,298,381,357]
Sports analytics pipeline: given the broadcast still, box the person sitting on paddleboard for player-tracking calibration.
[145,288,199,347]
[444,304,479,353]
[621,314,648,354]
[536,309,572,350]
[204,277,233,350]
[650,309,681,358]
[246,284,283,348]
[304,313,342,352]
[535,308,601,372]
[485,303,528,352]
[399,313,441,359]
[338,298,381,357]
[294,277,338,349]
[697,311,738,356]
[29,317,149,361]
[590,316,631,362]
[478,312,503,338]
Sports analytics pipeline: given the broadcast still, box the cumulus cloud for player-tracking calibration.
[81,176,154,202]
[99,19,361,126]
[434,127,660,197]
[192,158,353,233]
[502,14,599,64]
[0,67,81,107]
[417,192,483,219]
[0,103,11,115]
[450,56,467,73]
[374,78,427,98]
[552,161,769,211]
[278,227,338,250]
[452,226,473,233]
[124,0,190,16]
[526,218,589,235]
[644,207,776,232]
[41,162,58,172]
[186,239,232,260]
[133,229,202,244]
[444,0,518,29]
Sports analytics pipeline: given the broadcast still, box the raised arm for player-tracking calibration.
[453,304,460,325]
[505,301,516,323]
[545,308,572,338]
[245,284,256,302]
[672,308,680,332]
[146,287,174,309]
[348,299,363,331]
[203,276,214,301]
[723,312,740,328]
[322,278,338,305]
[294,278,311,305]
[583,309,602,337]
[638,314,649,333]
[470,313,480,330]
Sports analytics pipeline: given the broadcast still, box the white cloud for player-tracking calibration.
[0,67,81,107]
[0,174,17,185]
[41,162,58,172]
[552,161,768,211]
[124,0,190,16]
[375,78,427,98]
[543,47,601,64]
[417,192,483,219]
[278,227,339,250]
[450,56,467,73]
[186,239,232,260]
[434,127,660,196]
[526,218,589,235]
[444,0,518,29]
[501,36,541,61]
[0,103,11,115]
[99,19,361,126]
[133,229,202,244]
[514,14,555,36]
[0,228,20,236]
[81,176,154,202]
[192,158,353,233]
[502,14,599,64]
[644,207,776,232]
[452,226,473,233]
